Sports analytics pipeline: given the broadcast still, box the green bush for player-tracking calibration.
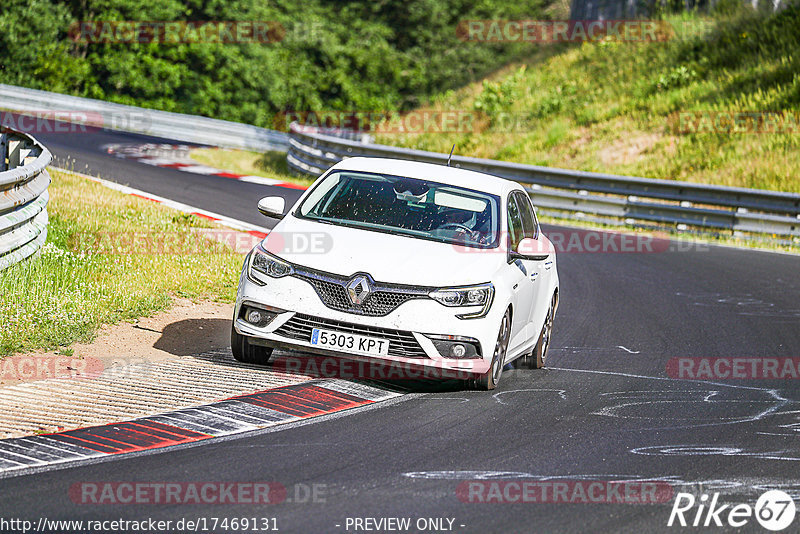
[0,0,549,126]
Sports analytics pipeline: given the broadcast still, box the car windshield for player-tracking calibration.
[296,170,500,248]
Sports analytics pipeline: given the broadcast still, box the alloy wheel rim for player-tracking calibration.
[493,314,509,382]
[541,303,553,364]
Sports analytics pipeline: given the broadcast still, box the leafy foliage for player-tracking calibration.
[0,0,547,126]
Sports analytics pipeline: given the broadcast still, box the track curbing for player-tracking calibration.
[0,379,400,477]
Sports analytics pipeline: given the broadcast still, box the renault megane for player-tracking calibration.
[232,157,558,389]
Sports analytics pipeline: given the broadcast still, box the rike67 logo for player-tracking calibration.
[668,490,796,530]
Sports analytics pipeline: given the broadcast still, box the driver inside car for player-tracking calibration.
[438,208,477,236]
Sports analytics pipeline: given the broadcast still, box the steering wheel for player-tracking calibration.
[440,223,475,236]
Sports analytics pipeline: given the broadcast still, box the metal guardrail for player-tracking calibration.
[0,129,51,270]
[287,123,800,237]
[0,84,289,153]
[1,83,796,237]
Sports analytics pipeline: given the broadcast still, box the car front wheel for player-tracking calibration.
[468,309,511,391]
[231,320,274,365]
[516,294,556,370]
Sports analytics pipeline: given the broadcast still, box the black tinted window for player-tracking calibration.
[515,192,538,239]
[507,194,525,250]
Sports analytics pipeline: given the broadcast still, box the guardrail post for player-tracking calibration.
[20,139,34,165]
[7,139,21,169]
[0,132,6,172]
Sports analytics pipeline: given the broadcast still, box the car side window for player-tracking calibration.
[507,194,525,252]
[515,192,538,240]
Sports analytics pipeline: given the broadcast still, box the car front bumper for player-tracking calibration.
[233,264,501,377]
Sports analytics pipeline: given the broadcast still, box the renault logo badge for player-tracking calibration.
[346,275,372,305]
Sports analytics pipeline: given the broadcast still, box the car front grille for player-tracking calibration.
[275,313,429,359]
[293,267,429,317]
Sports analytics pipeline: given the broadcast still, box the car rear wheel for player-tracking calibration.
[231,320,274,365]
[468,309,511,391]
[532,294,556,368]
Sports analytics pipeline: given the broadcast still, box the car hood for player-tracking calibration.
[261,215,504,287]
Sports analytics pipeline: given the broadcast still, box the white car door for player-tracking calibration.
[515,192,553,338]
[506,193,537,354]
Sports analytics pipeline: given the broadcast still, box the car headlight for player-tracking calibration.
[429,283,494,319]
[247,246,294,284]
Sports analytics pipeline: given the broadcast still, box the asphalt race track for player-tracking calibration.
[1,126,799,533]
[24,120,303,228]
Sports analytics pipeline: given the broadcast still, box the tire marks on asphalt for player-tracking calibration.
[104,143,307,190]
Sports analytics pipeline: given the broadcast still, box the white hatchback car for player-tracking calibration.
[232,157,558,389]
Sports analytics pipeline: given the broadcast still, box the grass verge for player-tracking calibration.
[189,148,315,188]
[0,169,244,357]
[375,7,800,193]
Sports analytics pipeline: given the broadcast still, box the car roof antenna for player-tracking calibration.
[447,144,455,167]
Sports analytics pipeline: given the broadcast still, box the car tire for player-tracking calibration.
[514,294,556,370]
[231,321,274,365]
[532,294,556,369]
[468,309,511,391]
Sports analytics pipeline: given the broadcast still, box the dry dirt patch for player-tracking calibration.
[0,298,321,438]
[1,297,234,388]
[599,133,661,166]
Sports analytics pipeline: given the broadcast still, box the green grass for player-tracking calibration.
[189,148,315,187]
[375,6,800,193]
[0,169,244,357]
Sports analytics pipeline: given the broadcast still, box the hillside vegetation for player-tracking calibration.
[378,4,800,192]
[2,1,796,191]
[0,0,548,126]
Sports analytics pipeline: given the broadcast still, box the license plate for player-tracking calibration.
[310,328,390,356]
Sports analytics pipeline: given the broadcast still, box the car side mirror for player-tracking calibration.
[258,196,286,219]
[510,237,550,261]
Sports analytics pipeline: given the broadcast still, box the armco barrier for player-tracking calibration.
[287,123,800,237]
[2,83,797,237]
[0,129,51,270]
[0,84,288,153]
